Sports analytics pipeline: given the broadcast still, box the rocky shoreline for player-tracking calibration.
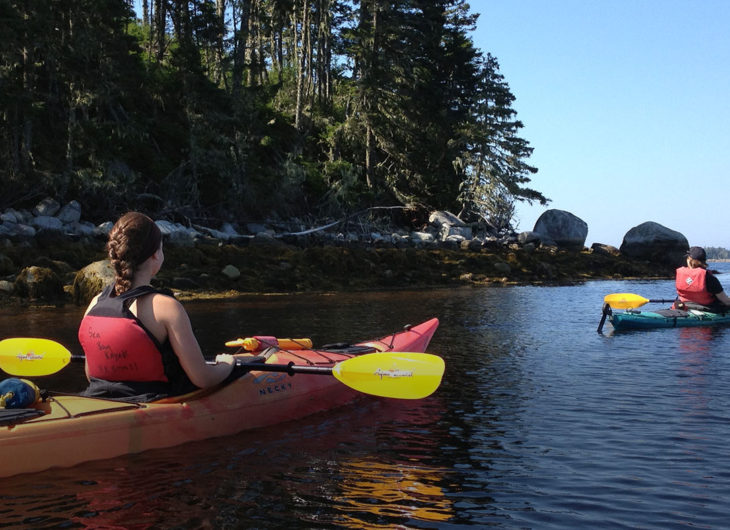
[0,199,678,308]
[3,230,675,309]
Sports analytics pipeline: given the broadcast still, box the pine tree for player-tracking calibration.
[456,53,548,228]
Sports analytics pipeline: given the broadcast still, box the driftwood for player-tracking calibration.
[277,206,407,237]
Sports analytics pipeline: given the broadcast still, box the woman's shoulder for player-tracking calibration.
[148,290,186,314]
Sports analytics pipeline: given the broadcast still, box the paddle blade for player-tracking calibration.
[603,293,650,309]
[333,352,445,399]
[0,338,72,376]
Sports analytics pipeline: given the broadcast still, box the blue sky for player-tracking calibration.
[470,0,730,248]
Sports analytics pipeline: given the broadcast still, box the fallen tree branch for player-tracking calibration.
[277,206,408,237]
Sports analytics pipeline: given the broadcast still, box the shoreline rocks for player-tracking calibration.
[0,199,691,306]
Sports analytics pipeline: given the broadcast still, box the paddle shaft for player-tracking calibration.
[236,361,332,376]
[39,354,335,376]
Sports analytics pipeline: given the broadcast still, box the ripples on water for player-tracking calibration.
[3,268,730,528]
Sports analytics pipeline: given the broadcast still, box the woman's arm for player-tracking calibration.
[153,295,234,388]
[716,291,730,306]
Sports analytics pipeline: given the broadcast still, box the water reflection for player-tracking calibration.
[335,459,452,527]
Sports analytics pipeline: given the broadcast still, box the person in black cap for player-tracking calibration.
[674,246,730,311]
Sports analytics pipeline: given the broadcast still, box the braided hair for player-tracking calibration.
[106,212,162,295]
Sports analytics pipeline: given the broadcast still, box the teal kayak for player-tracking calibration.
[610,308,730,331]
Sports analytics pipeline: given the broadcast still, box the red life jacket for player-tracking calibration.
[78,285,170,382]
[675,266,715,306]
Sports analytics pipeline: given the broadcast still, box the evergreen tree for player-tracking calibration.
[456,53,548,228]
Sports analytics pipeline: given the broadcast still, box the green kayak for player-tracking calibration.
[610,308,730,331]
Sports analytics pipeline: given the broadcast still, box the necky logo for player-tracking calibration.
[685,277,694,286]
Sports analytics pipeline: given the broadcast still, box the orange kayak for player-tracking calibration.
[2,318,439,477]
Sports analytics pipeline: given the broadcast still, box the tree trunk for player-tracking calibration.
[294,0,309,130]
[365,126,374,189]
[232,0,251,91]
[142,0,149,25]
[215,0,228,89]
[153,0,166,62]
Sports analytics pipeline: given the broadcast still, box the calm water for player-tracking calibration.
[3,264,730,528]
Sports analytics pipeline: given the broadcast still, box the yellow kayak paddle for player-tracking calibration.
[603,293,675,310]
[0,338,445,400]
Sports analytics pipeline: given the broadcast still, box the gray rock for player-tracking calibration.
[445,234,467,244]
[32,215,64,231]
[393,233,410,249]
[371,232,391,244]
[57,200,82,224]
[0,211,19,224]
[518,231,542,245]
[429,211,466,228]
[33,198,60,217]
[7,223,37,238]
[533,209,588,250]
[619,221,688,266]
[591,243,621,257]
[67,220,98,237]
[222,264,241,279]
[411,231,435,243]
[157,220,199,247]
[97,221,114,235]
[439,225,472,241]
[14,209,33,224]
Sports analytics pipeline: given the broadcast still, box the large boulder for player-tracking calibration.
[14,266,65,302]
[72,260,115,305]
[533,209,588,250]
[619,221,688,266]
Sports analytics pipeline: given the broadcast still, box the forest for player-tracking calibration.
[0,0,548,230]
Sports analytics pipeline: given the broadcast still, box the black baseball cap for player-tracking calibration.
[687,246,707,262]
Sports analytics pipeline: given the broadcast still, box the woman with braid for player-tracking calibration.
[78,212,234,401]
